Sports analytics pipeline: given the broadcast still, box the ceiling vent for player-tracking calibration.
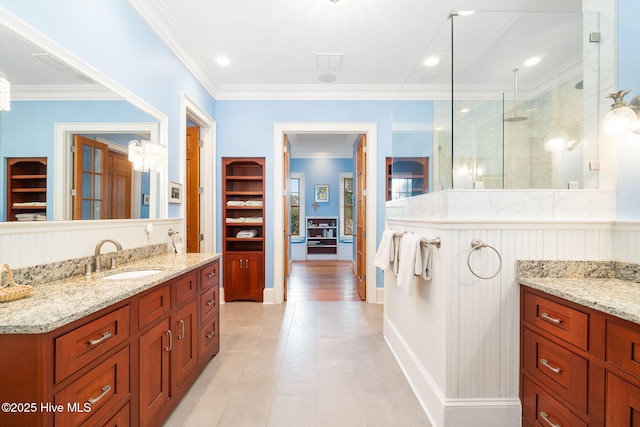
[316,53,344,70]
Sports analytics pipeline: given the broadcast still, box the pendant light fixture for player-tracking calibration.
[504,69,527,122]
[0,71,10,111]
[128,140,167,172]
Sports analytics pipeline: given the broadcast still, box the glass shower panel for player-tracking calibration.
[451,11,598,189]
[452,95,504,189]
[391,16,452,195]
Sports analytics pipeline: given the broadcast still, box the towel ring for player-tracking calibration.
[467,238,502,280]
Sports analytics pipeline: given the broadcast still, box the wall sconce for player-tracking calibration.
[0,71,10,111]
[128,140,166,172]
[603,90,640,136]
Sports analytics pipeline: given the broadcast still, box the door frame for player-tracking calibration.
[179,93,216,254]
[272,122,378,304]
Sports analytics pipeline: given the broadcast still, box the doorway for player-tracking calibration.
[272,122,378,304]
[180,94,216,255]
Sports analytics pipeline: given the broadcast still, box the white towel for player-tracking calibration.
[236,229,258,238]
[374,230,398,272]
[415,241,433,281]
[396,233,422,294]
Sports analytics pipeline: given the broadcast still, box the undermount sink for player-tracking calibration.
[103,270,163,280]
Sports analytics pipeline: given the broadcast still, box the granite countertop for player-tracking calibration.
[519,277,640,325]
[0,253,221,334]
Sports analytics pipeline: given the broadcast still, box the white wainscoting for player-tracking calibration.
[0,219,182,268]
[383,218,616,427]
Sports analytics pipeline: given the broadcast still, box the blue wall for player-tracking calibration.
[291,157,353,247]
[617,0,640,219]
[216,100,398,289]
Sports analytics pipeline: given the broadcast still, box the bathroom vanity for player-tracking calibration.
[520,268,640,427]
[0,253,220,427]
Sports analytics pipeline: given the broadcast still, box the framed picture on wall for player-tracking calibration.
[169,182,183,204]
[314,184,329,202]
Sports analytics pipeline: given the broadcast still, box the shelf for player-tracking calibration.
[305,216,338,260]
[6,157,48,222]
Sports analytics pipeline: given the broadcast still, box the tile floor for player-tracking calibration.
[164,301,431,426]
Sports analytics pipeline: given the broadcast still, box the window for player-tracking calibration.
[339,172,353,242]
[290,172,305,241]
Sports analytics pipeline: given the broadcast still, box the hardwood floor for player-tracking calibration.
[287,260,361,301]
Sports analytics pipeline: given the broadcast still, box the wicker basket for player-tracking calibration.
[0,264,32,303]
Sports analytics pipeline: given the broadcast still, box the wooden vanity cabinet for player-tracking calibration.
[0,258,220,427]
[521,286,640,427]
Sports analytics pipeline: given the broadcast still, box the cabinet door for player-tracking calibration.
[606,373,640,427]
[224,253,264,302]
[139,317,171,427]
[174,299,198,391]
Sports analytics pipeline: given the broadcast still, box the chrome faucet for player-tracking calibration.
[94,239,123,273]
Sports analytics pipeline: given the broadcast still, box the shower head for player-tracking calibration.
[505,68,528,123]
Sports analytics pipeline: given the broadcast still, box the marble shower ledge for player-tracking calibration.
[518,260,640,325]
[0,253,221,334]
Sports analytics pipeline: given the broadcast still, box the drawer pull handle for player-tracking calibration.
[207,330,216,339]
[88,331,112,346]
[87,385,112,405]
[207,299,216,306]
[539,411,561,427]
[540,358,562,374]
[208,271,216,278]
[540,312,562,324]
[165,329,173,352]
[178,320,185,340]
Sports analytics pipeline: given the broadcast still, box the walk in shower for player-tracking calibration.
[390,10,601,197]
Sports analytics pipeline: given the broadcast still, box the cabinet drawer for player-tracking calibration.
[200,286,219,324]
[522,376,587,427]
[55,306,130,383]
[524,292,589,351]
[523,328,588,413]
[176,272,197,306]
[138,284,171,329]
[54,346,130,427]
[605,320,640,380]
[200,261,219,291]
[199,315,219,359]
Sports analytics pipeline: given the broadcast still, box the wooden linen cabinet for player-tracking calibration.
[222,157,265,302]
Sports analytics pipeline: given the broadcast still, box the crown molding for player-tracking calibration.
[214,84,455,101]
[12,84,122,101]
[127,0,221,97]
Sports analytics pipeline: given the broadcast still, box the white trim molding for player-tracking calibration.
[272,122,378,304]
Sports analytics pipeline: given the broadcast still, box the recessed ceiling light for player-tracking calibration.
[216,56,230,66]
[460,108,470,113]
[459,10,475,16]
[524,56,541,67]
[424,56,439,67]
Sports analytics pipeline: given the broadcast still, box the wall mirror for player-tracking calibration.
[0,21,166,222]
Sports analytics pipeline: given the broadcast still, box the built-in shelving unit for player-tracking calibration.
[385,157,428,201]
[222,157,265,302]
[6,157,47,221]
[306,216,338,260]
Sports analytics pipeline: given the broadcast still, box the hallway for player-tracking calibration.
[286,260,360,301]
[163,301,431,426]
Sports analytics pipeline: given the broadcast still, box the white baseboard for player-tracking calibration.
[263,287,275,304]
[376,287,384,304]
[384,318,522,427]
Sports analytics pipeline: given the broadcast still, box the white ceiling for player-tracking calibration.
[0,0,584,157]
[128,0,583,100]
